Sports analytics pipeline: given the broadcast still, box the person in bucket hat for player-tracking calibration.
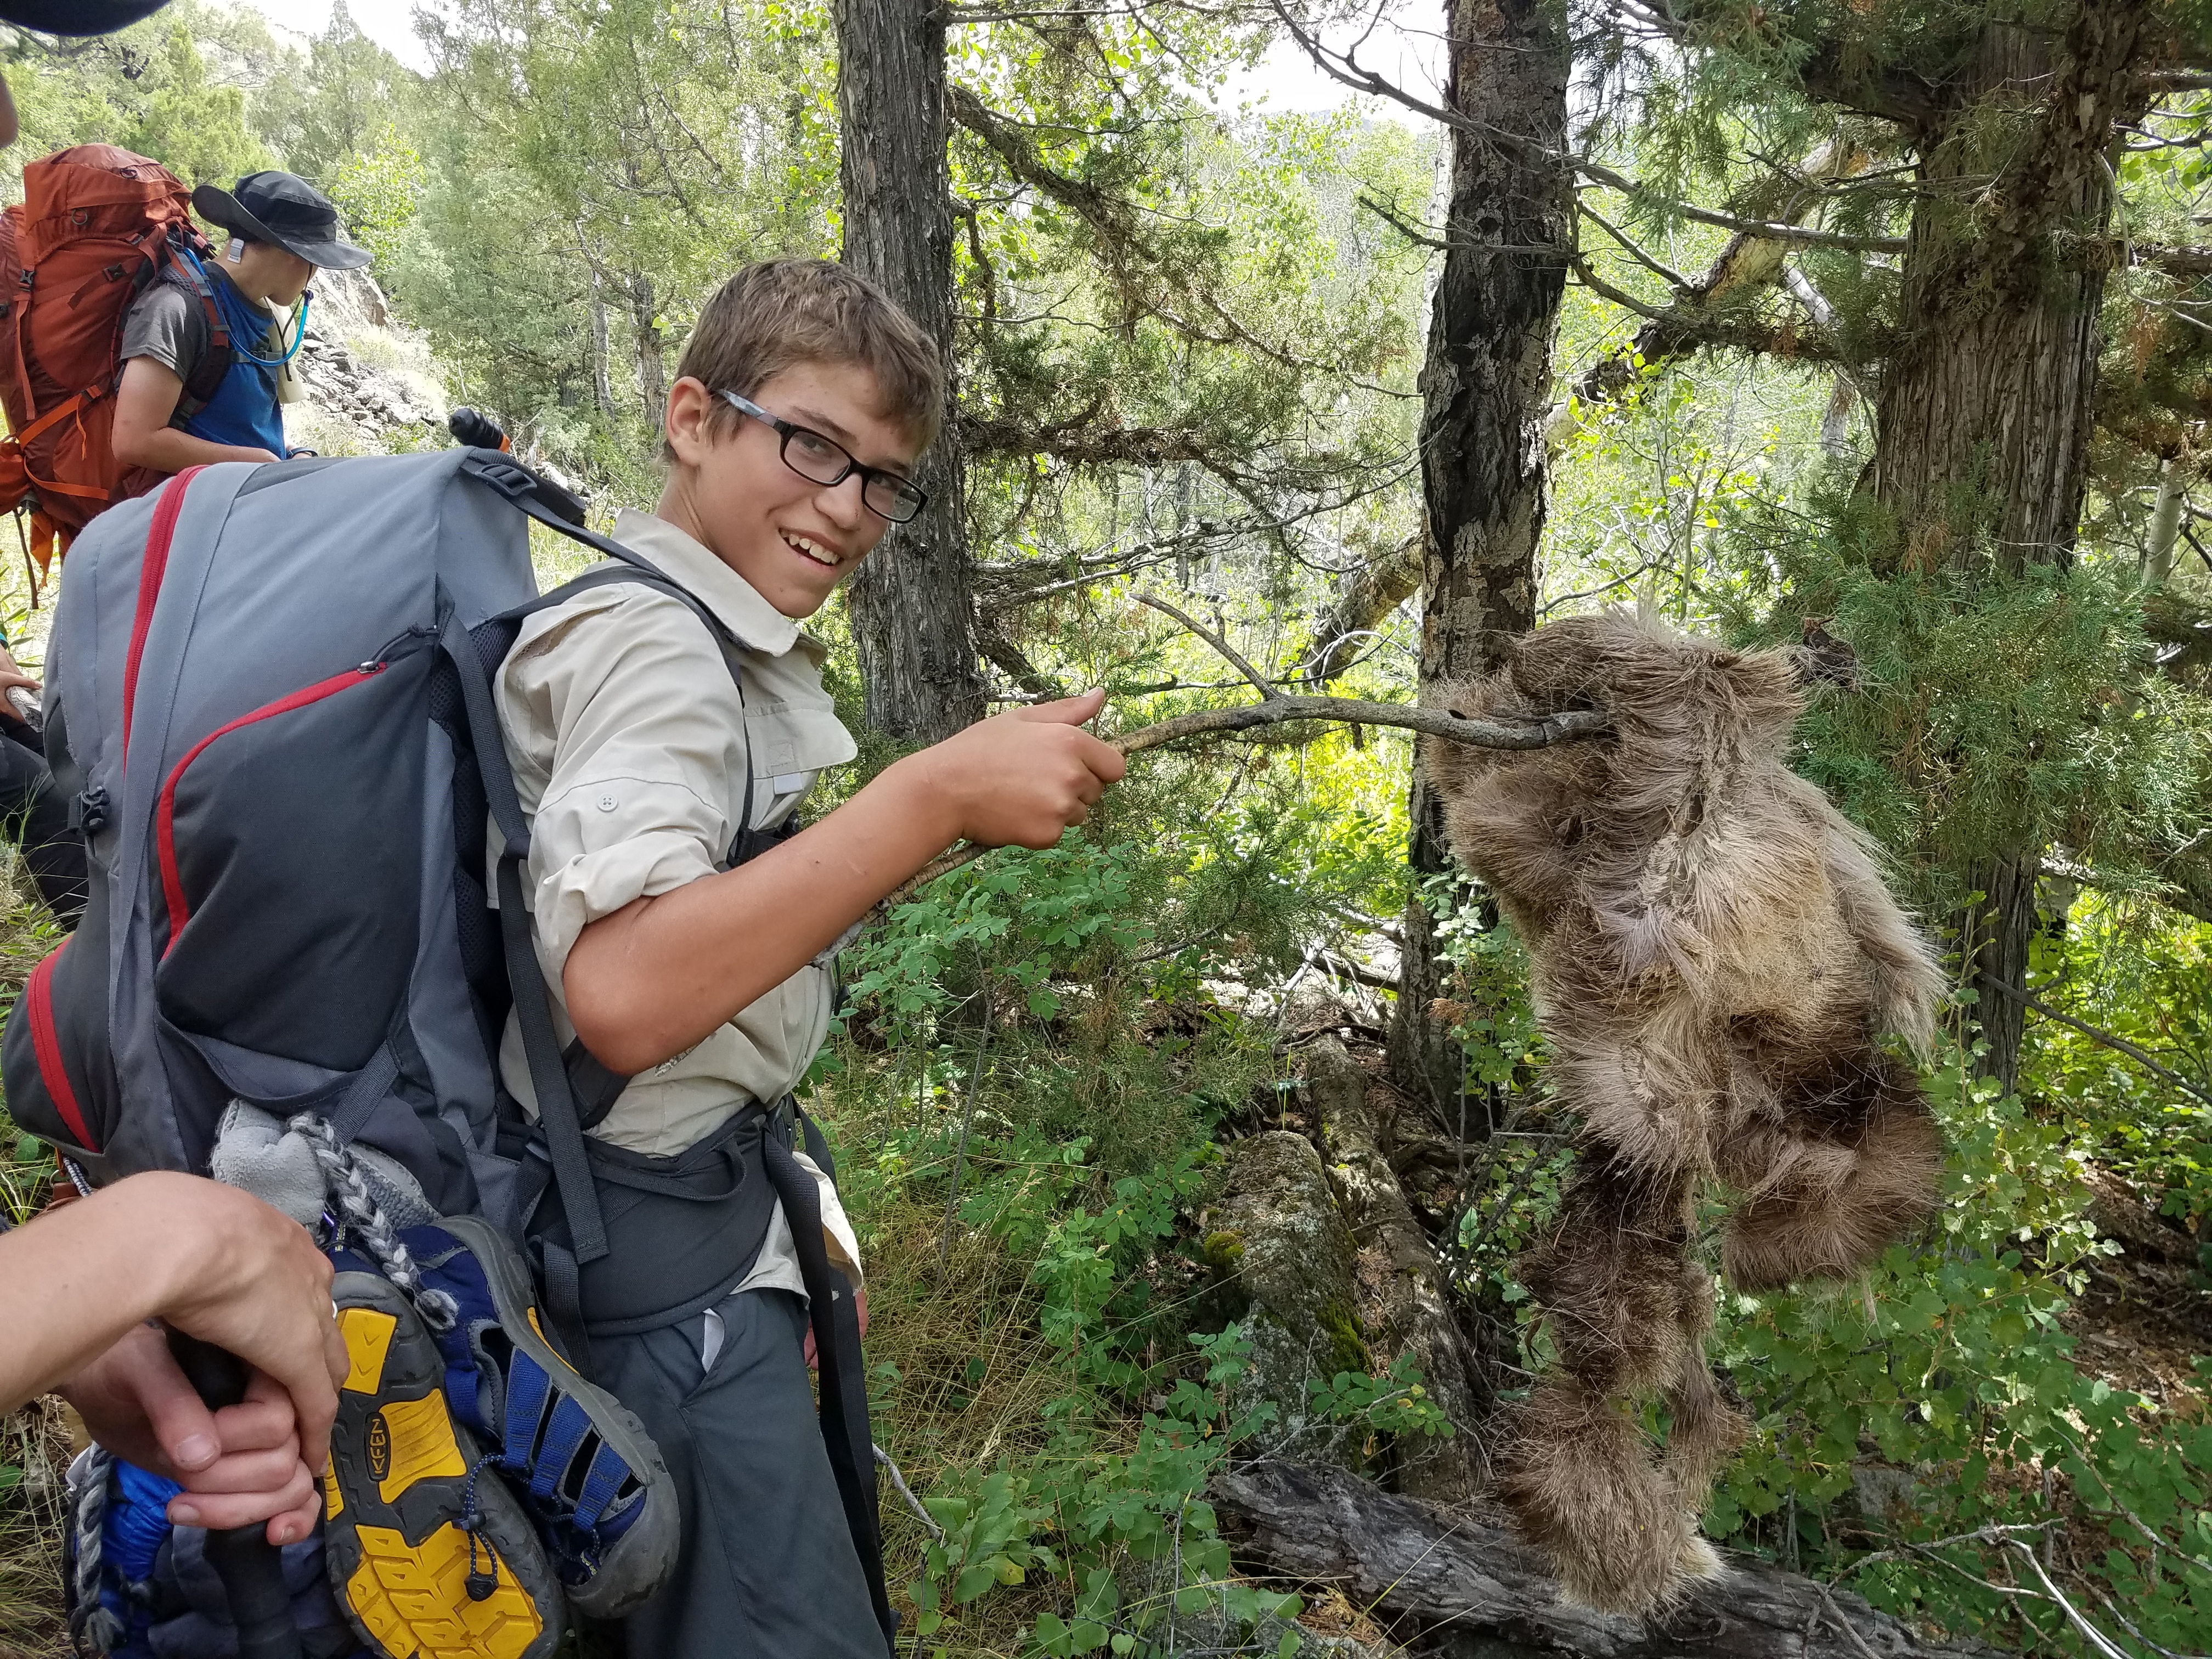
[190,172,374,273]
[110,170,371,479]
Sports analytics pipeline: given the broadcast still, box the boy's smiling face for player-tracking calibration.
[659,360,923,619]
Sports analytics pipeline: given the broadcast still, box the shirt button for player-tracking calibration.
[597,793,617,811]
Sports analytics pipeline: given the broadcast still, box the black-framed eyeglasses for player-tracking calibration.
[718,391,929,524]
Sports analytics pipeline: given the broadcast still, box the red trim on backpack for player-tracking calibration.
[121,464,205,759]
[156,663,387,953]
[25,943,95,1151]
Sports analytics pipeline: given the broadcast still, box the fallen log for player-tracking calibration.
[1215,1459,2006,1658]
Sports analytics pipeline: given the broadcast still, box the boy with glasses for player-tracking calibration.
[493,258,1123,1657]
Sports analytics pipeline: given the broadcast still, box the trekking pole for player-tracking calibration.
[448,407,510,451]
[163,1331,301,1659]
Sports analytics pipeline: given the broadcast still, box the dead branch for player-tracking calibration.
[1114,697,1604,753]
[1297,535,1422,684]
[880,592,1604,907]
[1133,591,1276,696]
[1980,974,2212,1107]
[879,698,1606,905]
[1575,160,1907,253]
[1214,1459,2008,1657]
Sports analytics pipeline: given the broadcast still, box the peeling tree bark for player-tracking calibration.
[836,0,988,744]
[1307,1037,1486,1504]
[1566,139,1869,417]
[1303,537,1423,685]
[1216,1459,2008,1659]
[1387,0,1570,1111]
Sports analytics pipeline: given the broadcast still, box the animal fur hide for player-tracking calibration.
[1424,611,1945,1616]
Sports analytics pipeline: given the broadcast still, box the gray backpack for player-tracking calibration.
[0,449,663,1255]
[9,447,895,1647]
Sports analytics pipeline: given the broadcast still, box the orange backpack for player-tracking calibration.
[0,144,229,590]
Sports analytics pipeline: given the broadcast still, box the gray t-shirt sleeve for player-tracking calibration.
[119,283,210,386]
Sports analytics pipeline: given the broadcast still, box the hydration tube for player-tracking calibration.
[178,247,313,369]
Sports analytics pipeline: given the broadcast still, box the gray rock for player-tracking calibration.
[311,264,391,334]
[1849,1460,1921,1524]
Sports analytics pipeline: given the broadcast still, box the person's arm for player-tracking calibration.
[564,689,1125,1074]
[111,357,280,472]
[0,1172,343,1447]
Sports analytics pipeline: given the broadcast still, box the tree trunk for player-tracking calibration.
[627,268,667,432]
[835,0,987,744]
[589,292,613,417]
[1386,0,1569,1110]
[1869,3,2152,1092]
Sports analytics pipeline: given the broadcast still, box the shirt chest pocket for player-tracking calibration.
[742,692,857,831]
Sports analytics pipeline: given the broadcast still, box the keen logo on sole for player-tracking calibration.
[366,1412,391,1484]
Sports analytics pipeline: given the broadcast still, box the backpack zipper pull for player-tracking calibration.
[361,623,436,673]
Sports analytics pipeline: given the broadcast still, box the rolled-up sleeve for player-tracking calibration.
[498,591,749,984]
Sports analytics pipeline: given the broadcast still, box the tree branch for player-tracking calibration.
[1296,535,1423,683]
[1566,254,1844,371]
[1980,974,2212,1107]
[881,699,1607,905]
[1133,590,1278,697]
[1579,201,1696,291]
[2133,241,2212,280]
[1576,160,1906,252]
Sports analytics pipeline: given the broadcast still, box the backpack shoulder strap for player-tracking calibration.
[159,251,232,408]
[453,449,783,1352]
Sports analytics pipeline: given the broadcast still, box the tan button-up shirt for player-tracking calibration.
[492,507,861,1291]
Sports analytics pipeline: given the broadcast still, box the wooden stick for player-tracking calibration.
[879,697,1606,907]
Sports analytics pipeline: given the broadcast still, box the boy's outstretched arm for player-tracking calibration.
[564,689,1124,1075]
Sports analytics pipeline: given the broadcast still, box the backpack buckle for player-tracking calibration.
[460,453,538,500]
[76,784,108,836]
[459,451,587,526]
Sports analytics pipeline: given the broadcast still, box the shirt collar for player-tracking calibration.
[608,508,803,657]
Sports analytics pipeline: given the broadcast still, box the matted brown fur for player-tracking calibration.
[1425,611,1944,1615]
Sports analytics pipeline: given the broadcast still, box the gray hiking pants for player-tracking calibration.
[590,1287,889,1659]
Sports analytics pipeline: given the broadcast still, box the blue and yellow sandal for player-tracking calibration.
[403,1214,679,1619]
[324,1269,562,1659]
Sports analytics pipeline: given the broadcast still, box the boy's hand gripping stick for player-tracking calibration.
[162,1332,301,1659]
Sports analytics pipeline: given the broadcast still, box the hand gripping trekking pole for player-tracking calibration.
[163,1333,301,1659]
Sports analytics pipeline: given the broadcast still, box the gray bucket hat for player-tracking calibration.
[0,1,170,32]
[193,171,373,271]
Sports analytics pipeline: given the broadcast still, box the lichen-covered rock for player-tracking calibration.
[1209,1130,1367,1465]
[1309,1036,1486,1504]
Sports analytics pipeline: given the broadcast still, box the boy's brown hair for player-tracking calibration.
[667,259,943,459]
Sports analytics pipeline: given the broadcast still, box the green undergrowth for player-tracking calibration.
[0,844,78,1658]
[807,788,1419,1657]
